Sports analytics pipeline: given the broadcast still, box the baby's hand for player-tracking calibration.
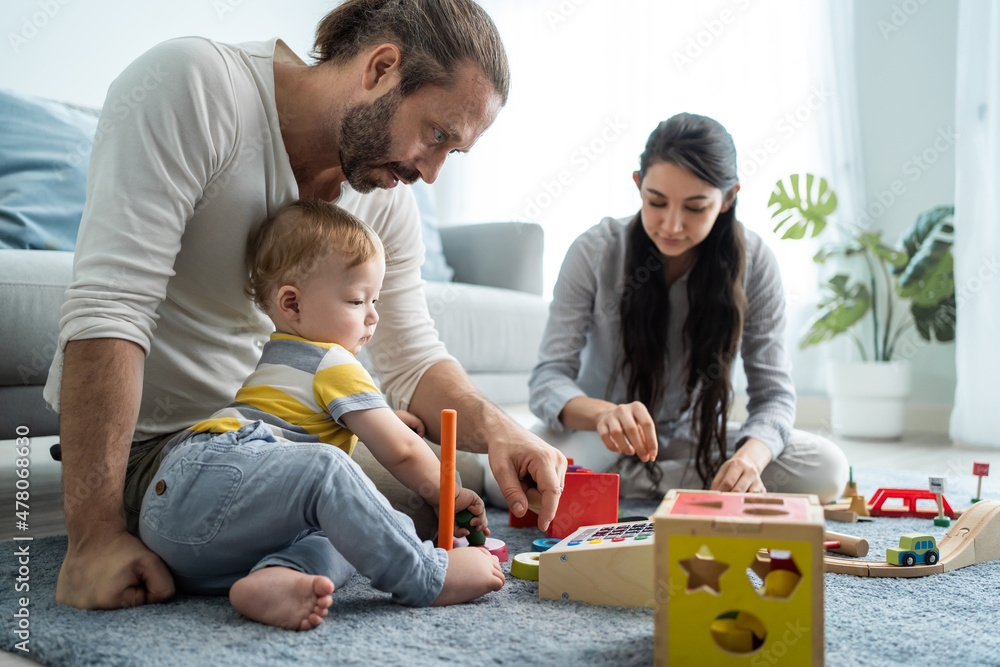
[394,409,426,437]
[454,487,489,538]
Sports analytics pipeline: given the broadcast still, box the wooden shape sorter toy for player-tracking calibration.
[652,489,825,667]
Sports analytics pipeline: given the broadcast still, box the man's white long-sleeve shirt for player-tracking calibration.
[44,37,453,441]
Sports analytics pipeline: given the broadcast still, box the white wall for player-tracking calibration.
[851,0,958,404]
[0,0,332,107]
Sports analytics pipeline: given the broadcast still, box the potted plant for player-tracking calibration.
[768,173,955,438]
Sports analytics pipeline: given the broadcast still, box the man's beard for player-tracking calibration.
[338,87,419,193]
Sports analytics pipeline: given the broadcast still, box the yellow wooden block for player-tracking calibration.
[761,570,800,598]
[711,618,754,653]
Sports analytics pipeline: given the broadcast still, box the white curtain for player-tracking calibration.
[434,0,861,396]
[951,0,1000,446]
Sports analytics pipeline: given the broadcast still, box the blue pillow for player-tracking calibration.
[0,87,455,272]
[0,88,98,251]
[411,180,454,283]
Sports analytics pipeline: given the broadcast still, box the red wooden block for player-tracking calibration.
[544,470,620,540]
[508,508,540,528]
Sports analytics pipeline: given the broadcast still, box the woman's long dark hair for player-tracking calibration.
[618,113,746,488]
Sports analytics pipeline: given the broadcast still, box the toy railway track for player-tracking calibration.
[824,500,1000,577]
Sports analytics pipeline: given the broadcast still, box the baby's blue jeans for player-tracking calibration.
[139,421,448,606]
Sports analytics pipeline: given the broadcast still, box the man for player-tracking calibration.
[46,0,566,610]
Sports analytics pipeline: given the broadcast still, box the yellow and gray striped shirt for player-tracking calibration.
[164,332,388,456]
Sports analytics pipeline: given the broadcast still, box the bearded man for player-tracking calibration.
[46,0,566,611]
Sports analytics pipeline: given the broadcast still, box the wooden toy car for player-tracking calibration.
[886,533,940,566]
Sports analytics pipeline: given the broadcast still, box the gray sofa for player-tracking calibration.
[0,222,549,440]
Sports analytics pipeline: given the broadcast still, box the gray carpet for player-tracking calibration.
[2,468,999,666]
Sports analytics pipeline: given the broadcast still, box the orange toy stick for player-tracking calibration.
[438,409,457,550]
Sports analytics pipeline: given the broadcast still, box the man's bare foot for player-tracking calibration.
[431,547,504,606]
[229,566,334,630]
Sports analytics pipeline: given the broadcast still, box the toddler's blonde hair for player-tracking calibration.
[245,199,384,312]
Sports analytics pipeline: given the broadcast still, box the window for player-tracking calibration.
[435,1,850,394]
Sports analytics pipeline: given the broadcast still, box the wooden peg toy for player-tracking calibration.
[438,409,457,550]
[972,462,990,503]
[929,476,950,527]
[532,538,560,552]
[453,535,508,562]
[511,552,540,581]
[823,531,869,557]
[842,466,858,498]
[455,509,486,546]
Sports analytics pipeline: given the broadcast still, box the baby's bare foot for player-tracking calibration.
[432,547,505,606]
[229,566,334,630]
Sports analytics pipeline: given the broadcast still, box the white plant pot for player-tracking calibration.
[827,361,911,439]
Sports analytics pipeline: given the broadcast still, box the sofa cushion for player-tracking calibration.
[0,87,452,281]
[410,181,454,283]
[424,281,548,373]
[356,281,549,405]
[0,249,73,385]
[0,88,98,251]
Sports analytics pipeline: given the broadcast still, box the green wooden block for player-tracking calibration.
[455,509,486,546]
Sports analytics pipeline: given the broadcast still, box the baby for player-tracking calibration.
[139,199,503,630]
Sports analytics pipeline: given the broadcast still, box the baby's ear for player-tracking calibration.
[275,285,302,320]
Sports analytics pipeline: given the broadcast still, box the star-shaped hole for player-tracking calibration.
[678,545,730,595]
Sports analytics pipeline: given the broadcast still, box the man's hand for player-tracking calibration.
[56,531,175,609]
[57,338,175,609]
[407,360,568,532]
[488,430,567,532]
[710,437,772,494]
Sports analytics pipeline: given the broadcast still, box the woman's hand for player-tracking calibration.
[595,401,658,462]
[710,437,772,493]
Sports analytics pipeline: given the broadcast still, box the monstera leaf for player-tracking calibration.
[769,174,838,240]
[911,293,956,343]
[770,173,957,359]
[799,274,872,349]
[898,252,954,307]
[856,231,908,269]
[896,206,955,289]
[813,240,864,263]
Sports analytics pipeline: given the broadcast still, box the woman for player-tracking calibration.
[528,113,848,503]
